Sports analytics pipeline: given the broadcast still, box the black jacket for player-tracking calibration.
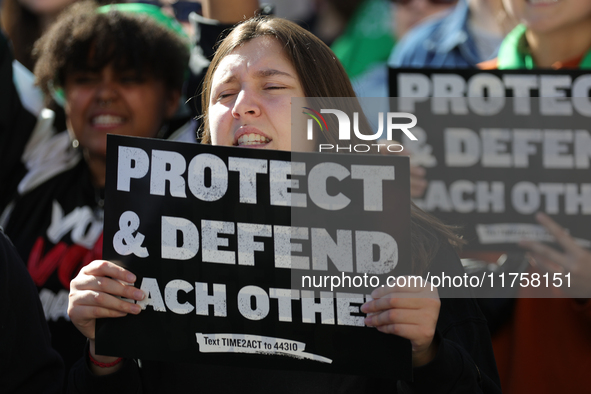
[0,229,64,393]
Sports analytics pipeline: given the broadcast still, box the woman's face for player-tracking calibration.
[64,63,179,160]
[503,0,591,34]
[208,36,306,151]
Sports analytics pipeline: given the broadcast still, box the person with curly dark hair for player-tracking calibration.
[0,0,190,378]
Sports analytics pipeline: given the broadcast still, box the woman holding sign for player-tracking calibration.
[478,1,591,393]
[68,15,501,394]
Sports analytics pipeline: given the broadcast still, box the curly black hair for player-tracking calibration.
[33,1,190,97]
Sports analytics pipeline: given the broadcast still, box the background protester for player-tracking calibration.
[184,0,261,119]
[329,0,396,93]
[394,0,458,39]
[1,0,116,188]
[387,0,515,333]
[390,0,512,68]
[477,1,591,392]
[147,0,202,36]
[1,0,85,71]
[0,227,64,394]
[338,0,458,97]
[0,0,114,110]
[0,29,39,211]
[481,0,591,69]
[0,0,190,378]
[500,212,591,394]
[67,15,501,394]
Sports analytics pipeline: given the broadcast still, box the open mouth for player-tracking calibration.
[91,114,125,128]
[236,133,271,146]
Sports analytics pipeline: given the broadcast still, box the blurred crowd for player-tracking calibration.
[1,0,590,393]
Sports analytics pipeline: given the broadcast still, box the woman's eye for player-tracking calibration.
[120,75,144,83]
[265,85,286,90]
[72,74,98,84]
[217,92,235,100]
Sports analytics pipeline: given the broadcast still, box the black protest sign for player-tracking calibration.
[389,68,591,251]
[97,134,413,379]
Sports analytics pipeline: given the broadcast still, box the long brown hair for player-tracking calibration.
[200,16,464,273]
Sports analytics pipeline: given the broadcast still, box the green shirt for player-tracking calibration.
[331,0,396,78]
[497,24,591,70]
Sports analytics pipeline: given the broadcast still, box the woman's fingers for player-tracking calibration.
[519,215,591,298]
[68,260,144,340]
[519,213,589,273]
[361,282,440,366]
[370,280,432,300]
[78,260,136,284]
[70,287,142,315]
[534,212,580,254]
[72,273,144,302]
[71,260,144,304]
[362,295,430,315]
[363,303,437,327]
[361,278,440,340]
[69,291,130,319]
[519,239,572,272]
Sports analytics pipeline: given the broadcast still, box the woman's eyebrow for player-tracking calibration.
[215,68,295,87]
[217,75,238,86]
[256,68,295,79]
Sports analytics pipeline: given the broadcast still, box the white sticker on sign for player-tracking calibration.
[195,333,332,364]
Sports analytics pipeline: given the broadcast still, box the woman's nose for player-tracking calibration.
[95,80,119,106]
[231,90,261,118]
